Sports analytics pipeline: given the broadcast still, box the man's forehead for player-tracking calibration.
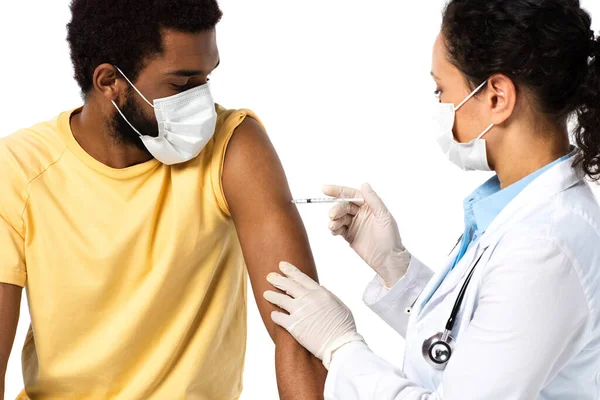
[157,29,219,72]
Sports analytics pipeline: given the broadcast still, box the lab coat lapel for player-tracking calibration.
[417,243,483,319]
[413,240,463,318]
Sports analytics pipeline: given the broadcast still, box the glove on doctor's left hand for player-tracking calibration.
[264,262,364,369]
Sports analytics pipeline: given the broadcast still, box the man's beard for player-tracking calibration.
[106,88,158,156]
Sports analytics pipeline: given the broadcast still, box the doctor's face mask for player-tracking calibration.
[430,34,495,171]
[431,81,494,171]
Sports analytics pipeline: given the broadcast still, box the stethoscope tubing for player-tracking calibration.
[422,236,489,368]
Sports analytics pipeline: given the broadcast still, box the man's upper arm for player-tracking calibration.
[222,116,318,339]
[0,283,22,380]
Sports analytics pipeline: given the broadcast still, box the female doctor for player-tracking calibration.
[264,0,600,398]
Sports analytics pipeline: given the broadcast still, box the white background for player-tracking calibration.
[1,1,599,399]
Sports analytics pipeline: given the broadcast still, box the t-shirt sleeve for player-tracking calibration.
[0,212,27,287]
[0,140,28,287]
[209,107,264,217]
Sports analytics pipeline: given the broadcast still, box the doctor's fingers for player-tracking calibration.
[271,311,293,330]
[331,226,348,238]
[322,184,361,200]
[264,290,299,313]
[328,215,354,232]
[328,201,360,220]
[267,272,307,299]
[271,311,293,331]
[279,262,321,290]
[360,183,389,217]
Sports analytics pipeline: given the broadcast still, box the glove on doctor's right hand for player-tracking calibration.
[323,183,411,288]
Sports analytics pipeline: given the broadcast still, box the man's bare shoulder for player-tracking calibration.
[223,115,291,210]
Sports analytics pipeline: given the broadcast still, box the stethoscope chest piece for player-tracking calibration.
[422,330,455,370]
[420,244,488,370]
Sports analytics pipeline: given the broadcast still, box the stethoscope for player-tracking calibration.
[421,234,488,370]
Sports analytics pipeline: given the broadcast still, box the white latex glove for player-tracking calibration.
[323,183,411,288]
[264,262,365,369]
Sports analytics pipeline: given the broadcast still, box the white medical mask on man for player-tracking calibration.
[111,65,218,165]
[432,80,494,171]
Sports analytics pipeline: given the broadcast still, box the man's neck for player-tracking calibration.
[70,103,153,169]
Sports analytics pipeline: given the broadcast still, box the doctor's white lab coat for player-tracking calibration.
[324,155,600,399]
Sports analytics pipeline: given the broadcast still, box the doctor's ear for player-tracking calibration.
[485,74,517,125]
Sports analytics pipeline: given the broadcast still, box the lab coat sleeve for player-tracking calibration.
[324,341,444,399]
[363,255,434,337]
[326,236,590,400]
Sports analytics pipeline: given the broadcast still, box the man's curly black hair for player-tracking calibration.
[66,0,222,97]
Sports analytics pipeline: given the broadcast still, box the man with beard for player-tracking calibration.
[0,0,326,399]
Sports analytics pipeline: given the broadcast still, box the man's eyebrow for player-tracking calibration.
[430,71,439,80]
[166,60,221,77]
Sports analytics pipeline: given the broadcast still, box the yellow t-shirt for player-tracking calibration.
[1,105,256,399]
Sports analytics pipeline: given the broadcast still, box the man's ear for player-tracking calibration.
[93,64,124,102]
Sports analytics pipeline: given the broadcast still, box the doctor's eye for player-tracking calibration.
[434,89,442,98]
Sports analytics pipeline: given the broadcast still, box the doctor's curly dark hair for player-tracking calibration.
[442,0,600,181]
[66,0,222,98]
